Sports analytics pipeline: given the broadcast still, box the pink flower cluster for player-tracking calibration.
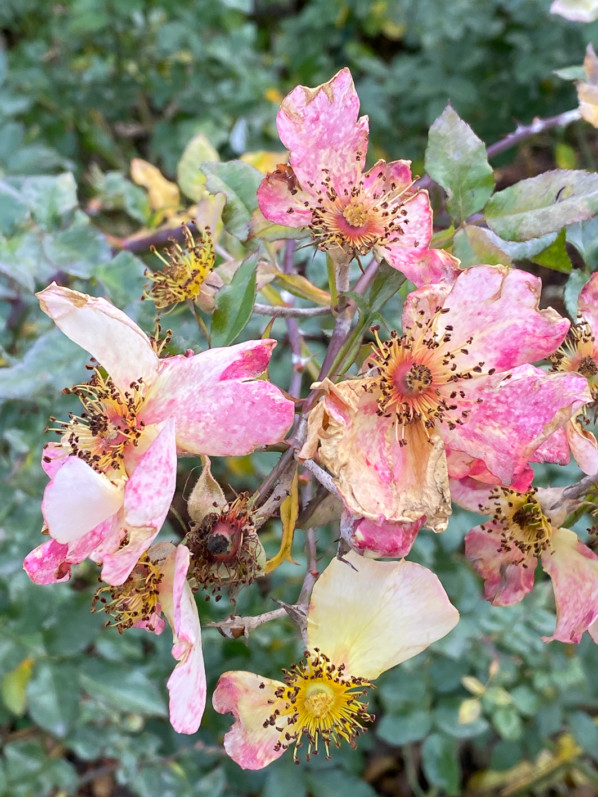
[24,66,598,771]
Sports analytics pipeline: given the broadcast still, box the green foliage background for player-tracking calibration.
[1,1,598,796]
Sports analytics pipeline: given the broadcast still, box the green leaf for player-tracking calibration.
[43,223,112,278]
[425,105,494,222]
[567,215,598,269]
[529,228,571,273]
[305,769,377,797]
[369,261,406,312]
[421,733,460,795]
[569,711,598,760]
[491,706,523,741]
[202,160,262,240]
[0,329,83,401]
[453,225,511,266]
[27,661,79,737]
[564,269,589,319]
[0,180,29,235]
[376,709,432,745]
[12,173,78,230]
[177,133,220,202]
[79,658,168,717]
[485,170,598,241]
[211,253,257,346]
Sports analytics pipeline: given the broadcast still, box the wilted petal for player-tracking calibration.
[567,415,598,475]
[465,523,536,605]
[307,551,459,679]
[42,456,124,544]
[300,379,451,531]
[276,68,368,195]
[213,672,287,770]
[37,283,159,392]
[541,527,598,643]
[550,0,598,22]
[257,166,315,227]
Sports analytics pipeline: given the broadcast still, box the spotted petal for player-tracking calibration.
[276,67,368,196]
[541,527,598,643]
[213,672,286,770]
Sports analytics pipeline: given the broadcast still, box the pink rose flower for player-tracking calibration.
[300,265,591,549]
[213,551,458,769]
[257,68,458,286]
[465,487,598,644]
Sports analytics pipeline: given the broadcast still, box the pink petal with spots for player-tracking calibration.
[100,420,177,585]
[37,283,159,392]
[349,514,425,558]
[24,539,71,584]
[160,545,206,734]
[410,266,570,372]
[42,456,124,544]
[541,527,598,643]
[465,523,536,605]
[378,191,433,264]
[447,452,534,495]
[307,551,459,680]
[448,477,495,513]
[577,271,598,340]
[530,427,571,466]
[441,367,591,486]
[257,166,315,226]
[146,376,294,457]
[41,443,68,478]
[387,247,460,289]
[213,671,287,770]
[362,159,414,196]
[277,68,369,195]
[567,416,598,475]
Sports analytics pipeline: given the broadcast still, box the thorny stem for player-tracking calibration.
[486,108,582,159]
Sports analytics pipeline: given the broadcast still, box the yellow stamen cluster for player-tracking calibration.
[145,224,215,310]
[92,554,163,633]
[264,648,373,762]
[365,311,494,445]
[551,319,598,401]
[483,487,553,562]
[185,494,263,597]
[48,368,146,475]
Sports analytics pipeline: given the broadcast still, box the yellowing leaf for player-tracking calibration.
[458,698,482,725]
[130,159,180,221]
[461,675,486,697]
[177,133,220,202]
[266,468,300,573]
[274,271,331,306]
[1,657,34,716]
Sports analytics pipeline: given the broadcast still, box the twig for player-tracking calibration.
[486,108,582,159]
[253,303,331,318]
[299,458,340,498]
